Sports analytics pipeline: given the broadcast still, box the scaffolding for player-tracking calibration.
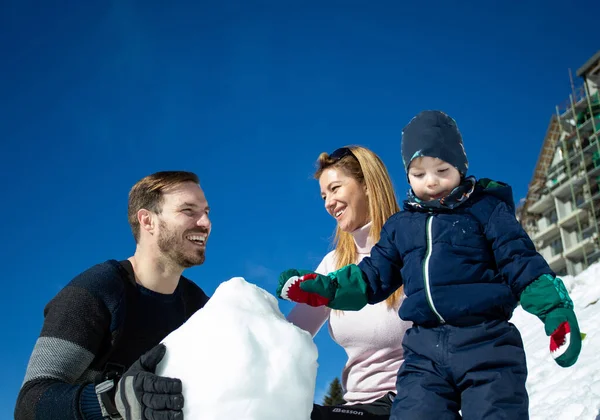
[520,50,600,276]
[518,115,561,228]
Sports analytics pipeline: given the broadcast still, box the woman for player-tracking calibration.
[287,145,412,419]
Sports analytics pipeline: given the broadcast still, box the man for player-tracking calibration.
[15,171,212,420]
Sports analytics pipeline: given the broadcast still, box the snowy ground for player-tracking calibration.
[511,262,600,420]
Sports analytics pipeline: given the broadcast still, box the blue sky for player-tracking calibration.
[1,0,599,412]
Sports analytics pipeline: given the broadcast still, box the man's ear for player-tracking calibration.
[138,209,155,235]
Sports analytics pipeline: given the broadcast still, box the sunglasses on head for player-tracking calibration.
[329,147,356,161]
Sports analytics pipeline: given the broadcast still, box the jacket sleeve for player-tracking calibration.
[483,200,554,298]
[15,283,111,420]
[358,221,404,304]
[286,252,333,336]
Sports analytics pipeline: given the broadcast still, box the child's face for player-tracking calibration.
[408,156,461,201]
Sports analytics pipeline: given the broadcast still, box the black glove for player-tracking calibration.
[115,343,184,420]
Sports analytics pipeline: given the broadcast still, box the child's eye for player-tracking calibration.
[438,168,448,173]
[411,173,424,178]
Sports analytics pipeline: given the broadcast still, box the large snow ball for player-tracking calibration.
[156,277,319,420]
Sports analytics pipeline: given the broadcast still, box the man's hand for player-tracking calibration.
[115,344,184,419]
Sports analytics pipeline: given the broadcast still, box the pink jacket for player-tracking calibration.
[286,223,412,405]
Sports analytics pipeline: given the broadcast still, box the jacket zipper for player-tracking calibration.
[423,215,445,324]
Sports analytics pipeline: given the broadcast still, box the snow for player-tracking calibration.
[152,263,600,420]
[512,262,600,420]
[156,277,318,420]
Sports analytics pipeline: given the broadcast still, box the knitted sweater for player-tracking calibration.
[286,223,412,405]
[14,260,209,420]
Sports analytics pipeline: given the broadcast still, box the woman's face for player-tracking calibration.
[319,167,370,232]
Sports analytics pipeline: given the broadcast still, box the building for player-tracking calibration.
[518,51,600,277]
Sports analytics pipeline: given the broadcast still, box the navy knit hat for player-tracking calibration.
[401,110,469,176]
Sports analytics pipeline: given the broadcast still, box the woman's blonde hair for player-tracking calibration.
[315,145,403,309]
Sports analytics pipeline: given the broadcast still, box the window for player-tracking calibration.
[546,209,558,225]
[550,237,563,257]
[575,191,585,207]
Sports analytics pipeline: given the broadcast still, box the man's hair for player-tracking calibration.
[314,146,403,309]
[128,171,200,242]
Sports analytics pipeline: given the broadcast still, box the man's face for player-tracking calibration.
[155,182,211,268]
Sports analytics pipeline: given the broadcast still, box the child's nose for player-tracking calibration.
[426,176,438,188]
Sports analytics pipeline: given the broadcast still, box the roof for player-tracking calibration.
[576,50,600,78]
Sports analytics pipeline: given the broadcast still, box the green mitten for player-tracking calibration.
[277,265,369,311]
[520,274,582,367]
[277,269,334,307]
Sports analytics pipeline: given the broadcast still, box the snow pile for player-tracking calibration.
[156,277,318,420]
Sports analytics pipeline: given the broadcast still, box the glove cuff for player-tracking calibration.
[520,274,573,322]
[327,264,369,311]
[93,363,125,419]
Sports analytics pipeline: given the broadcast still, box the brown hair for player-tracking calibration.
[315,146,403,309]
[128,171,200,242]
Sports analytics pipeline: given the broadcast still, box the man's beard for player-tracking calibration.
[157,220,206,268]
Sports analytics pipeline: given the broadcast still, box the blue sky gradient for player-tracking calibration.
[1,0,599,412]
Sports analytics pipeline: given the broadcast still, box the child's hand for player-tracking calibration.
[544,306,582,367]
[277,265,369,311]
[277,269,334,307]
[520,274,582,367]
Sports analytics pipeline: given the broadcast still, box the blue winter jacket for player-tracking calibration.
[358,179,554,327]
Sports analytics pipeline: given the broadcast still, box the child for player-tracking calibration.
[277,110,582,419]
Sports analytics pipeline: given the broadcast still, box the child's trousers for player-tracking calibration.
[391,319,529,420]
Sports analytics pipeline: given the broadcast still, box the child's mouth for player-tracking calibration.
[430,192,447,200]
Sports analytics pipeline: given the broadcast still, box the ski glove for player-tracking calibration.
[115,343,184,420]
[277,264,369,311]
[520,274,582,368]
